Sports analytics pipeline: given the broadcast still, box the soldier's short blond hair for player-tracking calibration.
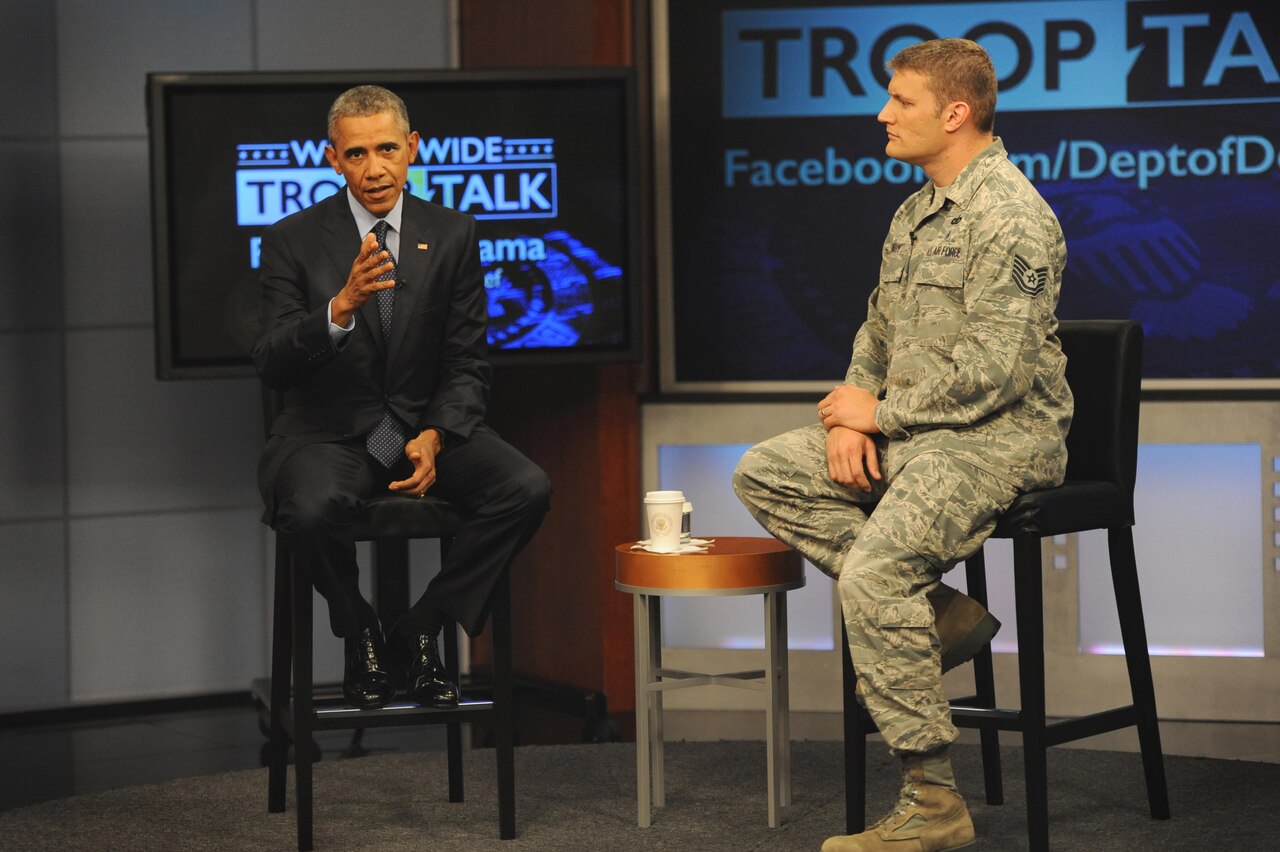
[888,38,997,133]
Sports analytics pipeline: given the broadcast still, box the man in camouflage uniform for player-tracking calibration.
[733,39,1072,852]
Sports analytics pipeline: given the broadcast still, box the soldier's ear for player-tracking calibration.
[943,101,971,133]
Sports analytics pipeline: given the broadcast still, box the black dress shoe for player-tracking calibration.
[392,631,460,707]
[343,626,396,709]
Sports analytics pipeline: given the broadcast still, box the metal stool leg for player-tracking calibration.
[1108,526,1170,820]
[649,596,665,809]
[444,620,464,803]
[764,590,789,827]
[492,574,516,839]
[778,591,792,808]
[267,537,292,814]
[633,593,654,827]
[291,557,315,852]
[842,619,868,834]
[1013,536,1049,852]
[963,549,1004,806]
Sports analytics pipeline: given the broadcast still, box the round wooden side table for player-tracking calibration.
[615,536,804,828]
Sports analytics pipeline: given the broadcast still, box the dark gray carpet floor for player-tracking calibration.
[0,739,1271,851]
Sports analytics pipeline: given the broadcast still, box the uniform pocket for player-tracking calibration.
[911,251,965,322]
[875,250,908,318]
[881,251,907,286]
[911,245,965,289]
[873,597,937,689]
[877,597,934,629]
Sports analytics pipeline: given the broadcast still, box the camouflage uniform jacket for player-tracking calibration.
[846,138,1073,492]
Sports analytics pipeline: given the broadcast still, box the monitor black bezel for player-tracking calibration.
[147,67,643,380]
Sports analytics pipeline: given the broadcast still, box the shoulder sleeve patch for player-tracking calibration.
[1012,254,1049,298]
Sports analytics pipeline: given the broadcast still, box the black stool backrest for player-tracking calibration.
[1057,319,1144,497]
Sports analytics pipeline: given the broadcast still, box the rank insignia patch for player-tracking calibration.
[1012,254,1049,297]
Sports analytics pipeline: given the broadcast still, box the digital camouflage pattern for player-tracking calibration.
[849,137,1072,493]
[734,428,1018,754]
[733,139,1071,755]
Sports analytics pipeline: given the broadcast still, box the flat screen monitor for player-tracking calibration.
[655,0,1280,394]
[148,68,640,379]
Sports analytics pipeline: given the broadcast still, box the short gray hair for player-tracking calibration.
[327,85,411,143]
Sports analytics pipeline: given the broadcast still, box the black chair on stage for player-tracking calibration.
[255,391,516,851]
[841,320,1169,851]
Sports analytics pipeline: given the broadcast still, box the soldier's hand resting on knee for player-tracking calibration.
[826,426,882,492]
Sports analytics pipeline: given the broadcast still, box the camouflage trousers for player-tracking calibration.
[732,423,1018,755]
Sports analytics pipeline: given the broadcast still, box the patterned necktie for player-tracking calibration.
[372,219,397,341]
[365,220,405,467]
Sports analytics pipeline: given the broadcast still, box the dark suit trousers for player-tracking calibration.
[270,424,550,638]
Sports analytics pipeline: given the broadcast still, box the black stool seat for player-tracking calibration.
[993,480,1128,538]
[348,493,463,540]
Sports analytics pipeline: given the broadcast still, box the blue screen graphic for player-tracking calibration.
[666,0,1280,388]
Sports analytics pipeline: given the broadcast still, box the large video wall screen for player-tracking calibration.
[658,0,1280,392]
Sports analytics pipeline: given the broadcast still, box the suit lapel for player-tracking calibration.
[322,192,386,356]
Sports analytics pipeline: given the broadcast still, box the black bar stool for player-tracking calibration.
[842,320,1169,851]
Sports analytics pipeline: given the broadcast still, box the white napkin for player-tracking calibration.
[631,538,715,554]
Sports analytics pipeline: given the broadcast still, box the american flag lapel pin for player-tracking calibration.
[417,242,429,251]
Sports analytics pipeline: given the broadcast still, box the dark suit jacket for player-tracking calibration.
[252,190,491,509]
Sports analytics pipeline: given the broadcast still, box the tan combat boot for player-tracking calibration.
[928,583,1000,673]
[822,751,975,852]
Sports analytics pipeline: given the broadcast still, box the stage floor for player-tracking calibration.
[0,701,447,812]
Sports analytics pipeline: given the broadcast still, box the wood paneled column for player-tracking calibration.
[459,0,647,742]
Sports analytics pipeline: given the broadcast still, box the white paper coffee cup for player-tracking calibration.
[644,490,685,552]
